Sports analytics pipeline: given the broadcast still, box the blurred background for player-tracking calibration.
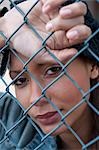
[87,0,99,21]
[0,0,99,94]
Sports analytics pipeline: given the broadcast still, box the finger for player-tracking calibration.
[50,48,78,62]
[0,35,5,48]
[46,16,84,32]
[46,25,91,50]
[41,47,78,62]
[42,0,65,13]
[66,25,92,45]
[0,35,5,49]
[59,2,87,19]
[0,18,5,49]
[46,30,70,50]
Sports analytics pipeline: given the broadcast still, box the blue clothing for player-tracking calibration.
[0,93,57,150]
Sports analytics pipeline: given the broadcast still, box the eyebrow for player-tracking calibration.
[9,70,28,81]
[9,48,77,74]
[34,49,77,65]
[9,70,23,76]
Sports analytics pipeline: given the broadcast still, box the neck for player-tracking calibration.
[59,107,94,149]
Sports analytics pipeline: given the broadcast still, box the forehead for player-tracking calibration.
[9,49,55,72]
[10,47,78,72]
[10,49,53,69]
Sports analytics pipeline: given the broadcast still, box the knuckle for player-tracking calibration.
[73,2,87,15]
[54,17,63,29]
[81,25,92,38]
[86,26,92,36]
[78,2,87,15]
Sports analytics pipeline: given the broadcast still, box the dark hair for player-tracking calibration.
[90,77,99,149]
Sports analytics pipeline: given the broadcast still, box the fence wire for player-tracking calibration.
[0,0,99,150]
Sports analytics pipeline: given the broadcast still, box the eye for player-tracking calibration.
[13,76,29,88]
[45,65,62,77]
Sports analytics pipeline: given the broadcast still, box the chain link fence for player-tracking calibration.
[0,0,99,149]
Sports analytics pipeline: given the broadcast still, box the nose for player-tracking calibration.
[29,80,48,106]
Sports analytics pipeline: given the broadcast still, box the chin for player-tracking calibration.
[42,124,68,137]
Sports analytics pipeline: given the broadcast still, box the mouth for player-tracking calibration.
[36,111,61,125]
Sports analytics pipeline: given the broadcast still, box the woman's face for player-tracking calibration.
[9,47,92,136]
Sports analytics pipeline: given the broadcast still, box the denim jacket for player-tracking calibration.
[0,93,58,150]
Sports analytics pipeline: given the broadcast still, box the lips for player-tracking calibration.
[37,111,58,119]
[36,111,61,125]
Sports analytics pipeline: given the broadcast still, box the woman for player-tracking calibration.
[0,0,99,149]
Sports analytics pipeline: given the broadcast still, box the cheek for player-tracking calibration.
[15,88,29,109]
[47,70,90,109]
[69,67,91,96]
[48,78,81,107]
[68,60,91,93]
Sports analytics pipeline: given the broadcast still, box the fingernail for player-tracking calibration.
[60,9,72,16]
[42,5,51,13]
[46,22,53,32]
[67,31,78,39]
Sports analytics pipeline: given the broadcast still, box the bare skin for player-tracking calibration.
[0,0,98,149]
[41,0,91,45]
[0,0,91,51]
[9,49,98,149]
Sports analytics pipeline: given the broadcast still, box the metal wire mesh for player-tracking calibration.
[0,0,99,149]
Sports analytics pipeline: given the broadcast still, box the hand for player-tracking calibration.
[0,0,91,56]
[41,0,91,47]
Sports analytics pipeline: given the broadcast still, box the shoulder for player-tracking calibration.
[26,133,58,150]
[0,93,35,149]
